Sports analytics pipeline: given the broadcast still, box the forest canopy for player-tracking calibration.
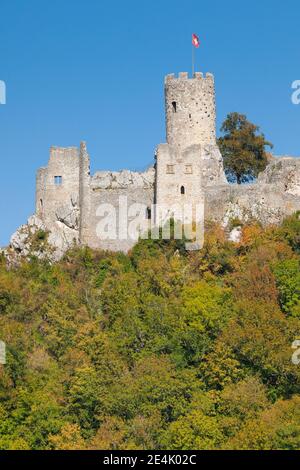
[0,213,300,450]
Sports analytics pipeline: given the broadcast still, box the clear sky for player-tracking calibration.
[0,0,299,246]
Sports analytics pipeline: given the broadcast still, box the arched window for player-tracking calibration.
[180,186,185,195]
[172,101,177,113]
[146,207,151,220]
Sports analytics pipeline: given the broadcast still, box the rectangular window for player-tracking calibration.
[54,176,62,185]
[185,165,193,174]
[166,164,175,174]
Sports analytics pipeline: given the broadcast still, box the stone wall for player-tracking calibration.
[155,144,204,222]
[205,158,300,226]
[83,168,155,252]
[35,146,80,251]
[79,141,92,244]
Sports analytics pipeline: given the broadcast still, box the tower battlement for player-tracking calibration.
[165,71,214,82]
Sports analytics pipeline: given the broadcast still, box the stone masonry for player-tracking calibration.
[7,71,300,259]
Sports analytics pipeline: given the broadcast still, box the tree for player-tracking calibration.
[49,424,85,450]
[224,396,300,450]
[218,377,269,438]
[161,410,222,450]
[220,300,300,399]
[273,259,300,317]
[218,113,273,184]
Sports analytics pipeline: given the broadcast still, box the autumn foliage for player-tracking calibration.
[0,213,300,450]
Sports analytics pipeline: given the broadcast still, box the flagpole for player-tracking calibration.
[192,42,195,76]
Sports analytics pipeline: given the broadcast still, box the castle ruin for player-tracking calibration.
[8,71,300,259]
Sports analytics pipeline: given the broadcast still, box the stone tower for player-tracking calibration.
[35,145,89,252]
[155,72,226,225]
[36,146,81,231]
[165,71,216,150]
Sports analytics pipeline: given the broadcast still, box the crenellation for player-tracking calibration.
[179,72,189,79]
[194,72,203,79]
[165,72,213,81]
[165,74,175,83]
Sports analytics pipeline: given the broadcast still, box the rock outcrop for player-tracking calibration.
[258,157,300,196]
[4,213,79,266]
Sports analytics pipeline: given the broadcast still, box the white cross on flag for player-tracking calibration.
[192,33,200,48]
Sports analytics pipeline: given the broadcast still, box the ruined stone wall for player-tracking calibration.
[79,142,91,244]
[35,144,300,256]
[85,169,155,252]
[205,158,300,226]
[35,146,81,254]
[36,147,80,231]
[36,167,47,219]
[35,145,156,253]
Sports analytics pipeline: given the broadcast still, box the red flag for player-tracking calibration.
[192,33,200,48]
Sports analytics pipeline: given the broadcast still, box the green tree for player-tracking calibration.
[225,396,300,450]
[218,112,273,184]
[273,259,300,317]
[161,410,222,450]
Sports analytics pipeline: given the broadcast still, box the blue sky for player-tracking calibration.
[0,0,299,245]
